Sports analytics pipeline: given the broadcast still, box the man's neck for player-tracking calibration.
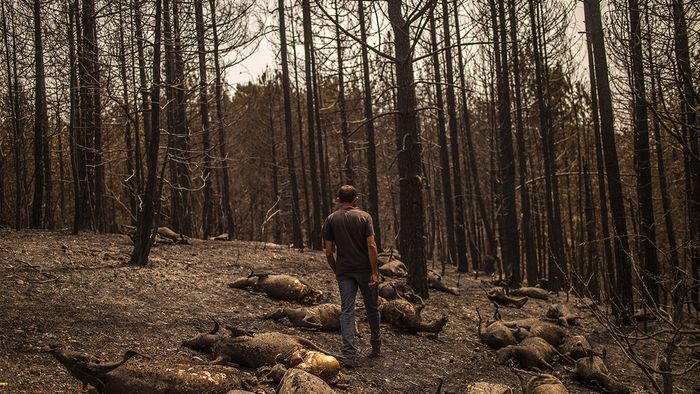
[340,204,355,210]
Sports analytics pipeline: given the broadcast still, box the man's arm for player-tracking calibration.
[367,235,379,287]
[324,240,337,274]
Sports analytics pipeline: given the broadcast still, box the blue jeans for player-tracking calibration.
[337,272,381,359]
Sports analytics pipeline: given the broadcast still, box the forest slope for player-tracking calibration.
[0,229,694,393]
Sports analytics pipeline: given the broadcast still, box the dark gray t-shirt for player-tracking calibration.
[322,207,375,276]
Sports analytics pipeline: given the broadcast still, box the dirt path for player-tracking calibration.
[0,229,694,393]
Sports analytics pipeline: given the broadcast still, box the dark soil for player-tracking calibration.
[0,229,696,393]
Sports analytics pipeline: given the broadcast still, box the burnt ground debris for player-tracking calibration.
[0,229,697,393]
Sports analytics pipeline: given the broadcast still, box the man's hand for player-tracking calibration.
[369,271,379,288]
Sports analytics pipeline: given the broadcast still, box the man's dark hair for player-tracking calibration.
[337,185,358,203]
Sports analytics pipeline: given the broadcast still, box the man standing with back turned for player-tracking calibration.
[323,185,381,368]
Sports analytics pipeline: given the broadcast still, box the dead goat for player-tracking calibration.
[181,322,338,369]
[264,304,341,331]
[49,347,244,394]
[496,337,558,371]
[510,287,550,300]
[228,273,323,305]
[546,304,578,326]
[485,286,528,309]
[277,368,336,394]
[511,368,569,394]
[526,322,567,347]
[573,353,629,394]
[558,335,591,360]
[378,281,423,304]
[428,269,460,295]
[466,382,514,394]
[277,348,342,384]
[378,259,409,278]
[156,226,190,244]
[379,297,448,334]
[477,308,517,349]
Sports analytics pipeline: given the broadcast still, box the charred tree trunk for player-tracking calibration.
[528,0,565,291]
[490,0,520,286]
[279,0,304,249]
[165,0,193,236]
[335,0,353,185]
[428,9,456,268]
[671,0,700,311]
[290,6,310,245]
[269,81,282,244]
[302,0,322,250]
[118,6,137,224]
[584,0,634,321]
[358,0,381,251]
[131,0,163,266]
[440,0,468,272]
[31,0,47,229]
[195,0,214,238]
[134,0,148,196]
[311,45,330,219]
[508,0,536,284]
[209,0,235,239]
[2,0,22,230]
[454,0,496,261]
[388,0,428,298]
[628,0,659,305]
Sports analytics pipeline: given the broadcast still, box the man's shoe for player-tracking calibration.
[340,356,356,369]
[370,341,381,358]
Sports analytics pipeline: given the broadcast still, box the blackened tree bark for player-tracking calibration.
[508,0,536,284]
[268,79,282,244]
[118,6,137,223]
[388,0,429,297]
[454,0,496,262]
[358,0,381,251]
[586,36,614,296]
[584,0,634,321]
[131,0,163,266]
[628,0,659,305]
[195,0,214,238]
[528,0,565,291]
[490,0,520,286]
[671,0,700,311]
[649,46,680,307]
[209,0,235,239]
[2,0,22,230]
[134,0,148,196]
[428,9,456,267]
[68,0,83,234]
[166,0,193,236]
[302,0,322,250]
[290,6,310,245]
[31,0,47,229]
[279,0,304,249]
[441,0,468,272]
[335,0,353,185]
[311,45,330,219]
